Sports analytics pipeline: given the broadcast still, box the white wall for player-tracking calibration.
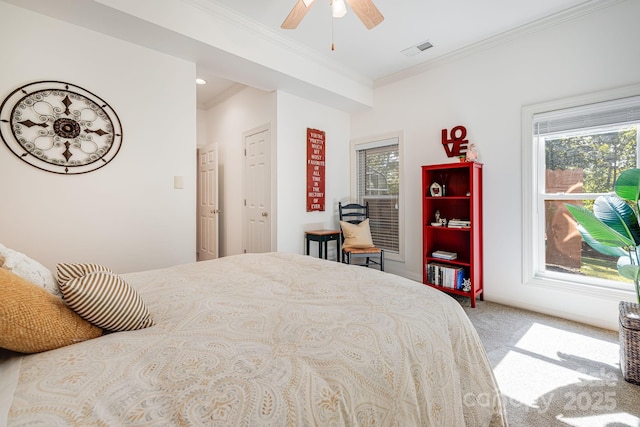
[352,0,640,330]
[200,87,276,257]
[275,91,351,257]
[0,2,197,273]
[200,88,351,258]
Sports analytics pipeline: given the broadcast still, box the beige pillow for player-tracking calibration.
[340,219,375,249]
[56,262,113,285]
[61,271,154,332]
[0,243,60,297]
[0,268,102,353]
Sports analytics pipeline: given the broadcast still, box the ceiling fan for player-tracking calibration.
[281,0,384,30]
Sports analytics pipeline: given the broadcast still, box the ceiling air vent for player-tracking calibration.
[401,40,434,57]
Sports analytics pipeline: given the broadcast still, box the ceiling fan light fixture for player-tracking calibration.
[281,0,382,30]
[331,0,347,18]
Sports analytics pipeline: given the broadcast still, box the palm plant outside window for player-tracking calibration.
[533,95,640,290]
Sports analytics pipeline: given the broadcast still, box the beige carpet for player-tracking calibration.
[456,297,640,427]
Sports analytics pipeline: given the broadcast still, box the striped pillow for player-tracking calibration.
[60,271,154,332]
[57,262,112,285]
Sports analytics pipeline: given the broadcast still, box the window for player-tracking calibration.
[523,86,640,295]
[351,133,403,261]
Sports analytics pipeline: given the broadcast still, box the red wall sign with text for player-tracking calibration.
[306,128,325,212]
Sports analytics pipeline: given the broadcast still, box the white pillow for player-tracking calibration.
[60,270,154,332]
[0,243,60,297]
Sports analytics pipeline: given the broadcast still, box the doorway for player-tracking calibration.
[197,143,219,261]
[243,125,272,253]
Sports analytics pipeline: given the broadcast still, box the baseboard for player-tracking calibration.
[485,296,618,331]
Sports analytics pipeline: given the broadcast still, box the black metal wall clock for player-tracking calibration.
[0,81,123,174]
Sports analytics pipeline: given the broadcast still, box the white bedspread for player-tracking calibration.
[4,252,506,426]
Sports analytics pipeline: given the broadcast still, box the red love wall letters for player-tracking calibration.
[441,125,469,157]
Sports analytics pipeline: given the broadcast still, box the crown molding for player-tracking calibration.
[374,0,626,89]
[199,82,247,109]
[181,0,370,86]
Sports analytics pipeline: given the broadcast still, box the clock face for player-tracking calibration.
[0,81,122,174]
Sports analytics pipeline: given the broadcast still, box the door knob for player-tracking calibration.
[261,212,268,217]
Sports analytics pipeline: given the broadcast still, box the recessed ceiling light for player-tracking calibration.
[195,78,207,85]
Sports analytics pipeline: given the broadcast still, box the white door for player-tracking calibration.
[197,143,219,261]
[243,126,271,253]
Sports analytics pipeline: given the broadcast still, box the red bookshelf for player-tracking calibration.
[422,162,483,307]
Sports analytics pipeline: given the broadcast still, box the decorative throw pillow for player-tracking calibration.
[60,271,154,332]
[56,262,113,285]
[0,268,102,353]
[340,219,375,249]
[0,243,60,297]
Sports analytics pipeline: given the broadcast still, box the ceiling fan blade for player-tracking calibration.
[281,0,315,29]
[344,0,384,29]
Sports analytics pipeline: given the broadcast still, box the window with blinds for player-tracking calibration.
[523,90,640,293]
[533,95,640,137]
[355,140,399,253]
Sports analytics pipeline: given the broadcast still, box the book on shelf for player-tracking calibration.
[448,219,471,228]
[432,250,457,260]
[426,263,466,290]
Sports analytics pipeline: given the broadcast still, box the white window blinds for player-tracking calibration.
[356,140,399,253]
[534,95,640,136]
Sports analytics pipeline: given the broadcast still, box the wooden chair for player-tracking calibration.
[338,202,384,271]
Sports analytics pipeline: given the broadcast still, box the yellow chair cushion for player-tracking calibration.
[0,268,102,353]
[340,218,375,249]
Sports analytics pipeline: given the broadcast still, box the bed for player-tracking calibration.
[1,251,506,426]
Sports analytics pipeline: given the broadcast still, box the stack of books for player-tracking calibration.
[432,250,457,260]
[448,219,471,228]
[426,263,466,290]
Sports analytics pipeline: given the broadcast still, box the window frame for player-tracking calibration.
[350,131,404,263]
[522,84,640,300]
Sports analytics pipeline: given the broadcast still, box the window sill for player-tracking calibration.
[525,274,637,302]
